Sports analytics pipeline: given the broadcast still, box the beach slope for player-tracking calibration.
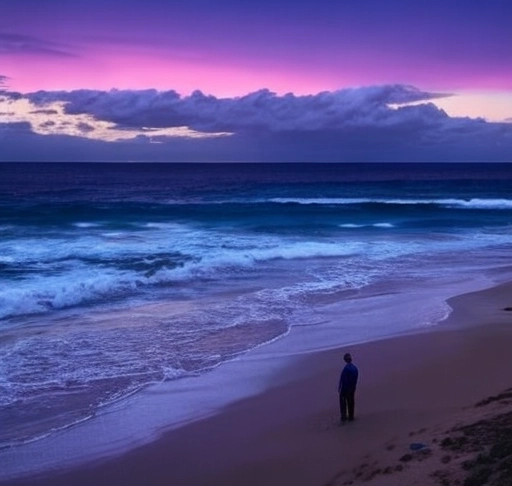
[5,282,512,486]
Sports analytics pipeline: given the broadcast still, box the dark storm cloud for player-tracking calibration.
[27,85,450,132]
[3,85,512,162]
[0,33,76,57]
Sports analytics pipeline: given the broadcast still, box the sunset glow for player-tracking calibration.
[1,0,511,161]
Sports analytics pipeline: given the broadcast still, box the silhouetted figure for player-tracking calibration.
[338,352,358,423]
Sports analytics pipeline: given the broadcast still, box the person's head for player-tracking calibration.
[343,352,352,363]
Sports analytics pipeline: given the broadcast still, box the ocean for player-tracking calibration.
[2,162,512,457]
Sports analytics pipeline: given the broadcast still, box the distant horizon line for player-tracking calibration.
[2,161,512,165]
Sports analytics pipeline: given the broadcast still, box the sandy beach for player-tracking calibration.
[4,280,512,486]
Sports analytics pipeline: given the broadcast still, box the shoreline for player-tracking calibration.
[3,280,512,485]
[1,272,490,481]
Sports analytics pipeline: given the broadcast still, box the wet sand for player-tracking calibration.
[4,281,512,486]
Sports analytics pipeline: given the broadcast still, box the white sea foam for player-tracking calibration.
[162,366,188,380]
[0,237,364,319]
[340,222,395,228]
[142,222,189,230]
[0,268,137,319]
[155,196,512,210]
[73,222,101,228]
[216,241,362,262]
[267,197,512,209]
[443,198,512,209]
[3,225,512,321]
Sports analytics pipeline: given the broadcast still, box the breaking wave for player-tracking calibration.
[267,197,512,209]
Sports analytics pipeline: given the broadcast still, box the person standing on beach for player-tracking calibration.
[338,352,358,423]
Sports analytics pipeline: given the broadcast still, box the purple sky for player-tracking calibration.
[1,0,511,162]
[2,0,512,94]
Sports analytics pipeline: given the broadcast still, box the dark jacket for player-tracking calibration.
[338,362,358,393]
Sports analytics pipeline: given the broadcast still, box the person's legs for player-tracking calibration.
[347,391,355,421]
[339,392,347,422]
[340,393,347,422]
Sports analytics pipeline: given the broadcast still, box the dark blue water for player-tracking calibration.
[1,162,512,448]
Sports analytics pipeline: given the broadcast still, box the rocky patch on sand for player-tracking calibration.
[325,388,512,486]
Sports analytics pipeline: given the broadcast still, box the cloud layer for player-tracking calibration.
[1,84,511,162]
[26,85,450,133]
